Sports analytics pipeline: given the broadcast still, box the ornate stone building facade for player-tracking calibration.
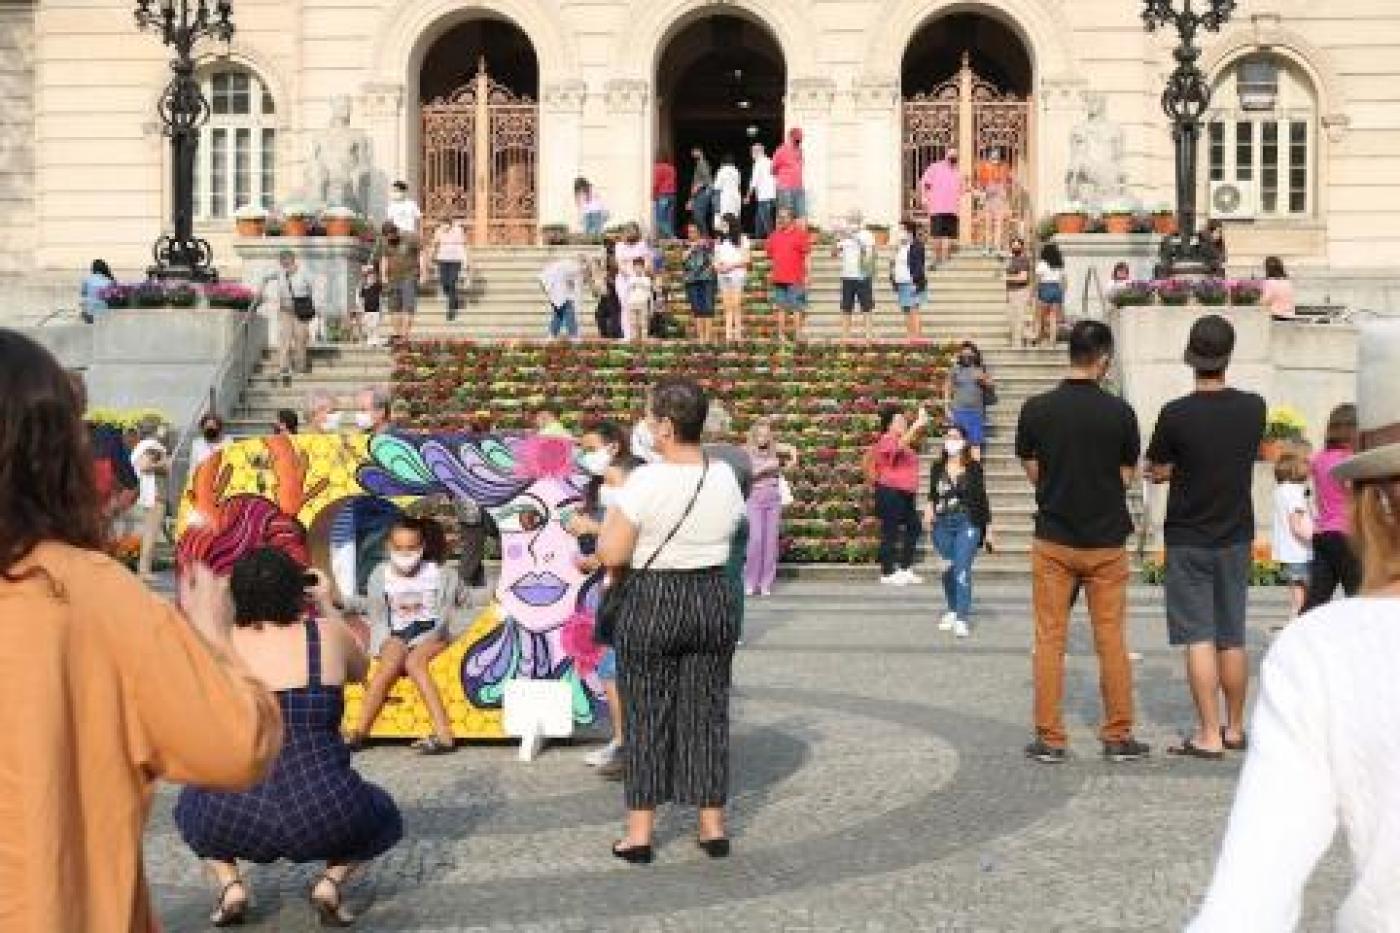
[2,0,1398,306]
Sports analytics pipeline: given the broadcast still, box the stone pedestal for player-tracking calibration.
[234,236,372,343]
[1054,233,1163,319]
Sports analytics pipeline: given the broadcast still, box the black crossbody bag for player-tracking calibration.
[287,273,316,321]
[594,456,709,646]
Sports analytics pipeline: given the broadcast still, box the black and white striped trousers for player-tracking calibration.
[615,566,739,809]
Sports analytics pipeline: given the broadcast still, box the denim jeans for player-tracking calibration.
[583,211,607,236]
[776,188,806,219]
[653,196,675,239]
[690,188,713,237]
[685,278,716,315]
[437,260,462,316]
[874,484,919,576]
[754,199,776,239]
[549,300,579,339]
[931,510,981,619]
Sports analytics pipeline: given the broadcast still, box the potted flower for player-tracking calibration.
[1229,279,1263,306]
[1194,278,1230,306]
[865,223,891,247]
[1260,406,1306,461]
[281,201,315,237]
[541,222,569,245]
[133,282,168,309]
[1054,201,1088,235]
[165,283,199,308]
[321,206,358,237]
[234,204,268,237]
[203,283,256,311]
[1110,280,1154,308]
[99,284,134,309]
[1151,202,1177,235]
[1101,198,1135,235]
[1156,278,1192,306]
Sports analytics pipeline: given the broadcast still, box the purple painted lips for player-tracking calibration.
[509,572,569,607]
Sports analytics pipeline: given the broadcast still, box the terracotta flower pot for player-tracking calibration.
[324,217,355,237]
[284,217,311,237]
[1103,213,1133,235]
[235,218,266,237]
[1054,213,1087,235]
[1153,213,1178,235]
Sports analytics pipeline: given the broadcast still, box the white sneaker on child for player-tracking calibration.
[938,612,957,631]
[584,741,621,768]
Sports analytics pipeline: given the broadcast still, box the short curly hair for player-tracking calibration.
[229,546,306,627]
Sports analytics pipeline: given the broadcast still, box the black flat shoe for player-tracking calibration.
[697,837,731,859]
[611,841,653,864]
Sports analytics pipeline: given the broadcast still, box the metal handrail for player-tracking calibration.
[1081,265,1109,319]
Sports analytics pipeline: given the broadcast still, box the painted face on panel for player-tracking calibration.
[491,473,587,632]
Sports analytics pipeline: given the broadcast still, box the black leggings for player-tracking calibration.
[874,485,920,576]
[1302,531,1361,612]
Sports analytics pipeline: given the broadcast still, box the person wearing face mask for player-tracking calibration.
[567,421,640,776]
[357,387,393,435]
[926,424,994,639]
[743,418,797,598]
[347,516,469,755]
[192,412,226,467]
[1005,237,1033,347]
[891,220,927,343]
[944,341,994,456]
[921,148,964,264]
[375,220,421,343]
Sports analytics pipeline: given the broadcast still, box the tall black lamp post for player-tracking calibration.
[1143,0,1235,273]
[135,0,234,282]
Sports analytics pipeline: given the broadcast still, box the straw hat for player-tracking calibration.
[1333,320,1400,482]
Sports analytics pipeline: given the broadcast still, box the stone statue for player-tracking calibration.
[307,95,371,213]
[1065,92,1127,213]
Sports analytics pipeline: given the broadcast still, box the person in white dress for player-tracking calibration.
[712,154,743,232]
[1188,320,1400,933]
[713,214,750,342]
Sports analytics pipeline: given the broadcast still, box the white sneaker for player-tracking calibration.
[584,740,621,768]
[953,619,971,639]
[898,569,924,585]
[880,573,907,587]
[938,612,957,631]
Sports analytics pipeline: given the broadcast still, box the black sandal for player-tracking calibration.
[1221,728,1249,752]
[210,879,248,927]
[1167,738,1225,760]
[310,873,354,928]
[411,736,456,756]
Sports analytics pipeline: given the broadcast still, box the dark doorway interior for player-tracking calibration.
[420,18,539,102]
[658,15,786,232]
[901,13,1032,96]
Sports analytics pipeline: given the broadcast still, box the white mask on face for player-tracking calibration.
[354,411,375,430]
[321,412,342,432]
[944,438,967,457]
[389,550,423,574]
[599,486,620,510]
[581,449,612,476]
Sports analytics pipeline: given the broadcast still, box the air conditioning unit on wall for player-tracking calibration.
[1209,180,1257,220]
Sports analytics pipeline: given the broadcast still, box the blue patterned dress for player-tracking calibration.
[174,621,402,864]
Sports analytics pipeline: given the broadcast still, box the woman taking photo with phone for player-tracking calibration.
[926,423,995,638]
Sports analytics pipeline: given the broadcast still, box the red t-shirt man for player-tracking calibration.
[766,223,811,287]
[652,161,677,197]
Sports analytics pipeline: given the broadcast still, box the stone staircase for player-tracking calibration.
[227,246,1086,578]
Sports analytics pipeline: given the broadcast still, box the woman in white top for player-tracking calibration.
[431,218,468,321]
[1188,320,1400,932]
[598,377,745,864]
[1033,243,1066,348]
[612,223,651,342]
[713,214,750,342]
[712,154,743,229]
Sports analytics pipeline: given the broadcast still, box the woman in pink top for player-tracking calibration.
[1261,256,1296,321]
[771,128,806,218]
[1303,403,1362,609]
[869,403,930,585]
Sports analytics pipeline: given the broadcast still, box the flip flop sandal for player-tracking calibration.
[1167,739,1225,760]
[1221,729,1249,752]
[210,879,248,927]
[411,736,456,756]
[310,873,354,928]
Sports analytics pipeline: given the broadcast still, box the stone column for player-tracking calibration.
[359,82,405,222]
[540,79,587,231]
[852,75,903,226]
[784,77,836,226]
[602,78,650,229]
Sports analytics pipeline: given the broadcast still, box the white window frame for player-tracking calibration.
[195,68,277,221]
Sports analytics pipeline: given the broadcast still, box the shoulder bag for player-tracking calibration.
[287,273,317,322]
[594,456,709,646]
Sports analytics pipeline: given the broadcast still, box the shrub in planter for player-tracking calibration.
[99,284,135,309]
[166,284,199,308]
[204,283,256,311]
[1111,280,1154,308]
[1156,278,1192,306]
[1193,278,1229,306]
[1229,279,1263,306]
[133,282,168,308]
[541,223,569,245]
[1034,214,1058,241]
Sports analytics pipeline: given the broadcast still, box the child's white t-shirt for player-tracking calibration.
[1272,482,1313,564]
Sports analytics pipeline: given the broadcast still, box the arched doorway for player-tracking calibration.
[419,19,539,244]
[656,14,786,232]
[902,11,1033,249]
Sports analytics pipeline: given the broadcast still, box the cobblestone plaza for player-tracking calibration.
[145,581,1345,931]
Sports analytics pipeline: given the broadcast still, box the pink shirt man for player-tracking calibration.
[921,155,963,216]
[772,128,805,192]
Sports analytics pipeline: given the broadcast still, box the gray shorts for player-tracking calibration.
[387,278,417,314]
[1164,541,1251,648]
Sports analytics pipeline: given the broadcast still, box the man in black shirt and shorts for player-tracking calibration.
[1015,320,1150,764]
[1145,314,1266,759]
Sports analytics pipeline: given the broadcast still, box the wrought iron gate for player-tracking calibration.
[902,53,1032,249]
[422,59,538,245]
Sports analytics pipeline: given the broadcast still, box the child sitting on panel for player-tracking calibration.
[346,515,470,754]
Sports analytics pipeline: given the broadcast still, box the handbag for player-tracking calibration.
[778,475,795,507]
[594,456,709,646]
[981,381,999,406]
[287,273,316,321]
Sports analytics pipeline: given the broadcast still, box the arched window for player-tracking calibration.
[194,67,276,220]
[1207,54,1316,218]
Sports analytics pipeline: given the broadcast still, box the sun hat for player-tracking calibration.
[1183,313,1235,372]
[1333,320,1400,482]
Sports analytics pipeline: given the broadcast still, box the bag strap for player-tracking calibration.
[636,454,709,572]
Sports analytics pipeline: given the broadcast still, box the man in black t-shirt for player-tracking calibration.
[1145,314,1266,760]
[1015,320,1149,764]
